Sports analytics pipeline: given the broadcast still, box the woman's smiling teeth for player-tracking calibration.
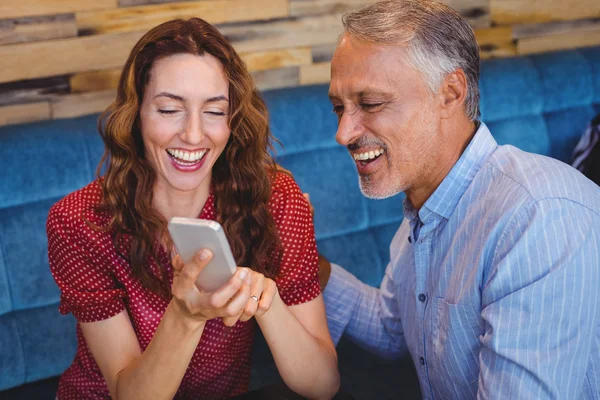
[353,148,385,161]
[166,148,207,165]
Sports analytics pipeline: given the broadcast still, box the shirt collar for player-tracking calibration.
[403,122,498,223]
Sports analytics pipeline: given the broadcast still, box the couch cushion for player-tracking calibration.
[0,312,25,390]
[479,57,543,122]
[0,116,101,210]
[531,50,595,114]
[0,197,64,315]
[317,230,386,287]
[0,305,76,391]
[581,48,600,104]
[263,85,338,156]
[544,105,598,162]
[486,115,551,156]
[276,147,369,240]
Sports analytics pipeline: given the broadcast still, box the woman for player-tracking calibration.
[47,18,339,399]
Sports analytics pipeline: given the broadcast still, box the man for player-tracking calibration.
[323,0,600,398]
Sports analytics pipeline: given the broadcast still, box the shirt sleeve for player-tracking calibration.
[47,200,126,323]
[324,263,407,359]
[478,198,600,399]
[270,173,321,306]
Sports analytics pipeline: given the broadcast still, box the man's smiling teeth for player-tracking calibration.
[353,148,385,161]
[167,149,207,163]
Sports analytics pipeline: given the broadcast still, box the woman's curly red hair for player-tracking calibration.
[95,18,281,296]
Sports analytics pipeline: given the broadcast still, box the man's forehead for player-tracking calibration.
[328,84,393,100]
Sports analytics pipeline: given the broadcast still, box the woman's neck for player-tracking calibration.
[152,176,212,222]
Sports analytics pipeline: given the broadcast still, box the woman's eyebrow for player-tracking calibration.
[154,91,184,101]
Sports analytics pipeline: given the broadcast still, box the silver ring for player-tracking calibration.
[250,295,259,302]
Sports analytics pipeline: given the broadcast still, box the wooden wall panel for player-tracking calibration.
[76,0,289,35]
[0,31,144,84]
[491,0,600,25]
[252,67,300,91]
[443,0,490,28]
[242,48,313,72]
[221,14,343,54]
[0,0,117,20]
[518,25,600,55]
[0,15,77,45]
[475,26,517,59]
[290,0,372,17]
[51,90,116,119]
[300,62,331,86]
[0,102,51,126]
[0,0,599,127]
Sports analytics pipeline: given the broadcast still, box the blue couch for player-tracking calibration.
[1,46,600,398]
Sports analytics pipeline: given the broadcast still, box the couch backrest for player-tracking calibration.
[1,46,599,390]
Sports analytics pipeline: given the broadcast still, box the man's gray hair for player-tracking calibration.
[342,0,480,120]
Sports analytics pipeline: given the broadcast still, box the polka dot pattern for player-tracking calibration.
[46,172,321,399]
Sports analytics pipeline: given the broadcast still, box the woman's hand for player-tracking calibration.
[171,250,254,327]
[239,270,279,322]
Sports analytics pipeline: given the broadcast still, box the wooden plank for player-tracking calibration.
[69,47,312,92]
[312,44,336,63]
[0,102,51,127]
[242,47,312,72]
[290,0,373,17]
[0,30,144,84]
[300,62,331,86]
[290,0,490,28]
[51,90,116,119]
[513,18,600,39]
[222,14,344,54]
[0,14,77,45]
[443,0,491,29]
[252,67,299,91]
[0,76,69,107]
[475,26,517,58]
[70,69,121,93]
[491,0,600,25]
[0,0,117,20]
[518,25,600,55]
[76,0,289,35]
[119,0,191,6]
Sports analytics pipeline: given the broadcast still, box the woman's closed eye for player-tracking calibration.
[158,109,180,115]
[205,111,226,116]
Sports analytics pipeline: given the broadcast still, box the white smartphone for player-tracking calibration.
[167,217,237,292]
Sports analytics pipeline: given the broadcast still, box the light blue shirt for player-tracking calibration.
[325,123,600,399]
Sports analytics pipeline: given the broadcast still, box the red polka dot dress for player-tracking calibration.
[46,172,321,399]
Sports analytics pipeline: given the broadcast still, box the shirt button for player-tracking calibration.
[418,294,426,303]
[419,357,425,365]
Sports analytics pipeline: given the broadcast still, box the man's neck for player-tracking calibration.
[406,120,478,211]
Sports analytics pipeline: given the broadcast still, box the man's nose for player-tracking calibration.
[335,111,362,147]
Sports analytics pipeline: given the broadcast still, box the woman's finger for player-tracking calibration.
[208,268,250,309]
[177,250,213,290]
[239,273,264,322]
[219,281,250,326]
[254,279,277,318]
[171,254,184,272]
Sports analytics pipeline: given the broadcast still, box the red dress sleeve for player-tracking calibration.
[47,194,126,323]
[270,173,321,306]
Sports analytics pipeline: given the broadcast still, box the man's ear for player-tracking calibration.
[439,69,468,119]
